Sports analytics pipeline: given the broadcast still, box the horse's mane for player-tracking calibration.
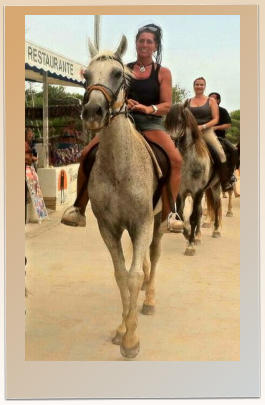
[89,51,135,90]
[165,103,208,158]
[182,107,208,158]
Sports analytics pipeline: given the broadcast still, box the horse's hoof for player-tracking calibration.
[212,231,221,238]
[226,211,233,217]
[112,331,124,345]
[202,222,211,228]
[142,304,155,315]
[120,342,140,359]
[185,247,196,256]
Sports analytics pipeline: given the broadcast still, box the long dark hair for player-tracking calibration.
[136,23,163,65]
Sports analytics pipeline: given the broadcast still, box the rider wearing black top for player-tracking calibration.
[61,23,183,227]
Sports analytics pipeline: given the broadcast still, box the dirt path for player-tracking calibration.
[25,188,240,361]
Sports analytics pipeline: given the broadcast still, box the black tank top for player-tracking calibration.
[127,62,161,107]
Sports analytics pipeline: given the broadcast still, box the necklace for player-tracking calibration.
[136,62,153,72]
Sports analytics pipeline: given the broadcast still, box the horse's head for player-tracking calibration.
[165,102,207,156]
[165,103,191,140]
[81,35,132,131]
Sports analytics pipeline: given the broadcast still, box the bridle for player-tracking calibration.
[83,57,129,130]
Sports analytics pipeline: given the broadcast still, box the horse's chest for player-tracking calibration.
[89,172,134,208]
[88,167,151,222]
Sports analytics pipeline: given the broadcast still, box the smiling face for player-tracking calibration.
[193,79,206,96]
[136,32,157,61]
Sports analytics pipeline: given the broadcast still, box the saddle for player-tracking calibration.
[144,139,170,209]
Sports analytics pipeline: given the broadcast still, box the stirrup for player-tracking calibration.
[167,205,184,233]
[61,206,86,227]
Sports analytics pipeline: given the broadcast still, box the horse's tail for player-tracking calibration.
[205,189,222,225]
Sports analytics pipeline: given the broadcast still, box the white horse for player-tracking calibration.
[81,36,166,358]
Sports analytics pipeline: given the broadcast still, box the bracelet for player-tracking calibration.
[202,124,207,130]
[151,105,158,114]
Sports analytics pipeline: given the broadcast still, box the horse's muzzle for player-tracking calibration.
[82,101,108,130]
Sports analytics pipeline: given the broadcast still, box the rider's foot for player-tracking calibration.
[61,206,86,227]
[168,215,184,233]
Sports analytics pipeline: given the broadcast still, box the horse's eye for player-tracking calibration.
[113,69,122,79]
[83,70,92,85]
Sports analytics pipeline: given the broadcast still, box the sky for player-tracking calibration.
[25,14,240,112]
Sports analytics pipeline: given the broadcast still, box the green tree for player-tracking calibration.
[25,85,83,107]
[172,84,189,104]
[226,109,240,145]
[25,85,84,139]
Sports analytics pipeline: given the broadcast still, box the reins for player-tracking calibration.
[83,57,129,131]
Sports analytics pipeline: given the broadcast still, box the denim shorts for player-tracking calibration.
[129,112,164,131]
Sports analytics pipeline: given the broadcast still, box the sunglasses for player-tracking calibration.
[138,25,158,33]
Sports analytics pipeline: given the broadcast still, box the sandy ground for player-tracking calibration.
[25,185,240,361]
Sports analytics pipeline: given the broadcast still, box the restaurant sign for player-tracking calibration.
[25,40,85,84]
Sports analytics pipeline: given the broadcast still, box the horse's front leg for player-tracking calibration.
[97,222,129,346]
[142,213,163,315]
[121,218,153,358]
[185,191,203,256]
[177,194,190,240]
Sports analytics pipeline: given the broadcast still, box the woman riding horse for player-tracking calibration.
[61,24,183,228]
[186,77,232,192]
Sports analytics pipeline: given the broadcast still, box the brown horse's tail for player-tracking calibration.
[205,189,222,225]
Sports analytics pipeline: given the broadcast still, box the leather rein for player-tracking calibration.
[84,58,129,130]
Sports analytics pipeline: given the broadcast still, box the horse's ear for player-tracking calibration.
[114,35,127,59]
[88,38,98,59]
[183,99,189,108]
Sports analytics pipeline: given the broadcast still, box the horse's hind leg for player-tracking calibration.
[212,187,222,238]
[202,193,211,228]
[226,189,233,217]
[142,214,163,315]
[97,223,129,346]
[195,200,203,245]
[141,254,151,291]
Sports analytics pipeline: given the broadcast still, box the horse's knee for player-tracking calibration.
[128,271,144,292]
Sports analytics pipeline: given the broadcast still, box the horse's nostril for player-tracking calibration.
[82,103,105,121]
[82,108,89,120]
[96,106,103,116]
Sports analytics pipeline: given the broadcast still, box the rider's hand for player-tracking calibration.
[127,98,139,110]
[131,103,153,115]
